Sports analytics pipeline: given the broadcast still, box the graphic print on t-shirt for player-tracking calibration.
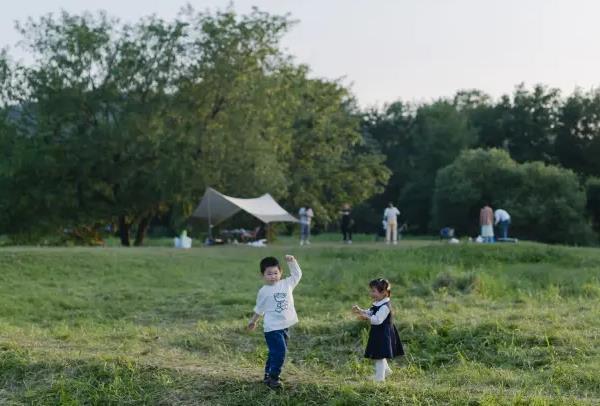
[273,292,289,313]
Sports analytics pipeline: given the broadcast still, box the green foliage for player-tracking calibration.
[432,149,595,244]
[4,5,600,247]
[0,240,599,404]
[360,85,600,243]
[556,90,600,178]
[285,76,390,223]
[0,8,389,244]
[399,101,476,232]
[586,177,600,236]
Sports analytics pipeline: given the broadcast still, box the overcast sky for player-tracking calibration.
[2,0,600,107]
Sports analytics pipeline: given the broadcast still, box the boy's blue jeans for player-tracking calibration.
[264,328,289,379]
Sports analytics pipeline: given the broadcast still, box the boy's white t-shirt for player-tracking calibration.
[254,260,302,332]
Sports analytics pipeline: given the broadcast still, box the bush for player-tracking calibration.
[432,148,595,244]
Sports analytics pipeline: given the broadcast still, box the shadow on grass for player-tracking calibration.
[170,317,584,373]
[1,345,596,405]
[0,347,174,404]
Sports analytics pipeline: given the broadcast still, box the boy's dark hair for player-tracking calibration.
[369,278,392,297]
[260,256,281,274]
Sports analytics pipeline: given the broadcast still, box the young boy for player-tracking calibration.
[247,255,302,389]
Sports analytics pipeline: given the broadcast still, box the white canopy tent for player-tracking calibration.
[192,188,298,237]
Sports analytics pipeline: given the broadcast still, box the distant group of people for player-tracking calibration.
[298,204,355,245]
[297,201,512,245]
[298,202,404,245]
[479,203,511,243]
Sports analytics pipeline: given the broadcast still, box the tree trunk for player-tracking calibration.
[118,215,131,246]
[134,216,151,246]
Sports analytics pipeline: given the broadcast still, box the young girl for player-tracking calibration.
[352,278,404,382]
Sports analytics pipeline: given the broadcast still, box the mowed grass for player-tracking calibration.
[0,239,599,405]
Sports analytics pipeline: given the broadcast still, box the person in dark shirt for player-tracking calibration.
[340,203,354,244]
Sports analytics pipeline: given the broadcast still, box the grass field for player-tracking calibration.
[0,238,599,405]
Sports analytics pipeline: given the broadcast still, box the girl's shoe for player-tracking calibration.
[385,365,393,376]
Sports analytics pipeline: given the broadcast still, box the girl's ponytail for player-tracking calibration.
[369,278,391,297]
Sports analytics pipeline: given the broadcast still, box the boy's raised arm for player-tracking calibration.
[285,255,302,287]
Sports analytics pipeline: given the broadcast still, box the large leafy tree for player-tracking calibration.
[399,100,476,232]
[2,12,191,245]
[284,71,390,224]
[555,89,600,178]
[0,7,390,244]
[464,84,562,164]
[362,103,413,203]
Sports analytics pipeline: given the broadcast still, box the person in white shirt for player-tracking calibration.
[352,278,404,382]
[248,255,302,389]
[383,203,401,244]
[298,206,314,246]
[494,208,511,239]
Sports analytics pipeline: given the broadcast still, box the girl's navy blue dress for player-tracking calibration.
[364,301,404,359]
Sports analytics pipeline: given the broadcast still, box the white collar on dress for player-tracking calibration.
[373,297,390,306]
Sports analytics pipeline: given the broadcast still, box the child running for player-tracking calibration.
[352,278,404,382]
[248,255,302,389]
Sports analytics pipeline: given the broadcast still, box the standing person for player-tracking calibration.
[383,202,401,245]
[248,255,302,389]
[298,206,314,246]
[340,204,353,244]
[494,208,511,239]
[352,278,404,382]
[479,203,495,243]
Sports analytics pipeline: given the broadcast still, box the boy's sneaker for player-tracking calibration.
[267,376,283,390]
[262,374,270,384]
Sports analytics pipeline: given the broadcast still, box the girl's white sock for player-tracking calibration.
[374,359,386,382]
[383,359,393,376]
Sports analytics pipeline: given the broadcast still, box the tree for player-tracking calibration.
[555,90,600,178]
[365,102,414,197]
[586,177,600,237]
[431,149,519,235]
[400,100,476,232]
[1,7,390,244]
[494,84,561,164]
[2,12,194,245]
[432,149,595,244]
[284,71,390,224]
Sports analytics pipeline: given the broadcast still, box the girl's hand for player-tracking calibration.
[285,255,296,262]
[247,320,257,331]
[352,304,362,314]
